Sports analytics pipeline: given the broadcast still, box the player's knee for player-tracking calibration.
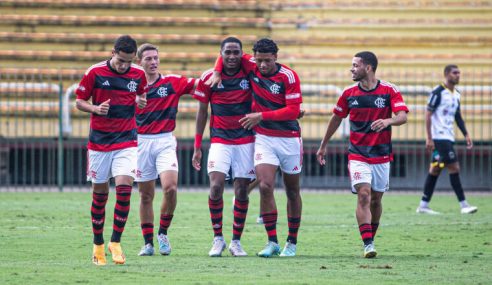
[209,183,224,199]
[259,180,274,192]
[140,191,154,204]
[285,188,300,201]
[447,163,460,174]
[357,191,371,207]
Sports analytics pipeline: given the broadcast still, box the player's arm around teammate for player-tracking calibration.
[134,43,198,256]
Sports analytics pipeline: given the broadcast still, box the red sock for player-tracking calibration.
[208,197,223,237]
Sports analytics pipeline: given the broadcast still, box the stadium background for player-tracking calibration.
[0,0,490,191]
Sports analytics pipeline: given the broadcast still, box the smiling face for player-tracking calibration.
[254,52,277,76]
[350,57,369,82]
[139,49,159,76]
[110,50,135,74]
[221,42,242,71]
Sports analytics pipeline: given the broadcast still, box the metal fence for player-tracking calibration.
[0,67,491,191]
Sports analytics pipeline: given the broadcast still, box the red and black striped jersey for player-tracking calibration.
[75,60,147,152]
[136,74,195,134]
[241,55,302,138]
[193,68,254,145]
[333,80,409,164]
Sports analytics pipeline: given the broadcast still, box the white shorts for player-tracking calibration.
[348,160,390,193]
[136,133,178,182]
[87,147,137,183]
[254,134,303,174]
[207,142,255,180]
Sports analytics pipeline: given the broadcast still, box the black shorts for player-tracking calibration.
[432,139,458,164]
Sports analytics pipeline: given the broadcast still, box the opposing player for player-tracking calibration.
[416,64,477,215]
[135,43,197,256]
[316,51,408,258]
[211,38,304,257]
[75,35,147,265]
[192,37,256,257]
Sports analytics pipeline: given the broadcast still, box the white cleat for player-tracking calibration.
[208,236,226,257]
[256,216,264,224]
[416,206,441,215]
[229,240,248,257]
[363,243,377,258]
[461,205,478,214]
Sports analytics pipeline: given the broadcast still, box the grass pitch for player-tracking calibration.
[0,190,490,285]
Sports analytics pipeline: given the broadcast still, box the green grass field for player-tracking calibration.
[0,191,490,285]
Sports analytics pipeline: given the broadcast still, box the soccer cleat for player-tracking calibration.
[279,241,297,257]
[108,242,126,264]
[461,205,478,214]
[256,215,264,224]
[157,233,172,255]
[229,240,248,257]
[257,241,280,258]
[138,243,154,256]
[416,206,441,215]
[92,244,107,266]
[208,236,226,257]
[363,243,377,258]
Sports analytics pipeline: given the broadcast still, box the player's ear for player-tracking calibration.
[111,49,116,57]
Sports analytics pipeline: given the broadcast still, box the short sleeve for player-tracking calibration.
[427,91,440,112]
[75,69,95,100]
[284,70,302,105]
[390,87,409,114]
[193,72,212,103]
[176,76,196,97]
[137,74,147,96]
[333,92,349,118]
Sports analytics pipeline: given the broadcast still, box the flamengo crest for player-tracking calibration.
[270,83,280,94]
[374,97,385,108]
[157,87,168,97]
[127,80,137,92]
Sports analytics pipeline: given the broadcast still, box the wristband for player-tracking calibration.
[194,134,203,149]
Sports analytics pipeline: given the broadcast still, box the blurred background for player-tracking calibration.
[0,0,490,190]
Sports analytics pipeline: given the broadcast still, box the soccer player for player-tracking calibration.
[192,37,256,257]
[316,51,408,258]
[75,35,147,265]
[416,64,477,215]
[135,43,197,256]
[210,38,304,257]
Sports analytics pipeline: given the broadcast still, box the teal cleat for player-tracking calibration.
[157,234,172,255]
[257,241,280,258]
[279,241,297,257]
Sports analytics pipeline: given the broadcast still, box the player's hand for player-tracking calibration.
[192,149,202,171]
[316,146,327,166]
[205,71,221,87]
[95,99,110,115]
[466,134,473,149]
[239,113,262,130]
[136,93,147,109]
[298,109,306,119]
[370,118,389,132]
[426,138,435,153]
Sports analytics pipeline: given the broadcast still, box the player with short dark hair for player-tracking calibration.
[135,43,198,256]
[316,51,408,258]
[212,38,304,257]
[192,37,256,257]
[75,35,147,265]
[416,64,477,215]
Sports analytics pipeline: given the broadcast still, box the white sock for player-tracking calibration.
[419,200,429,208]
[459,200,469,208]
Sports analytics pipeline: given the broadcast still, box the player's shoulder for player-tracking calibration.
[379,80,400,93]
[341,83,358,95]
[161,73,184,82]
[278,64,299,84]
[431,84,445,95]
[130,63,146,74]
[84,60,107,75]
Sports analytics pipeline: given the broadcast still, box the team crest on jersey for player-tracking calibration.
[374,97,385,108]
[157,87,168,97]
[127,80,137,92]
[240,79,249,90]
[270,83,280,94]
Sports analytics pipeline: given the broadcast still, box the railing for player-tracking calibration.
[0,68,491,190]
